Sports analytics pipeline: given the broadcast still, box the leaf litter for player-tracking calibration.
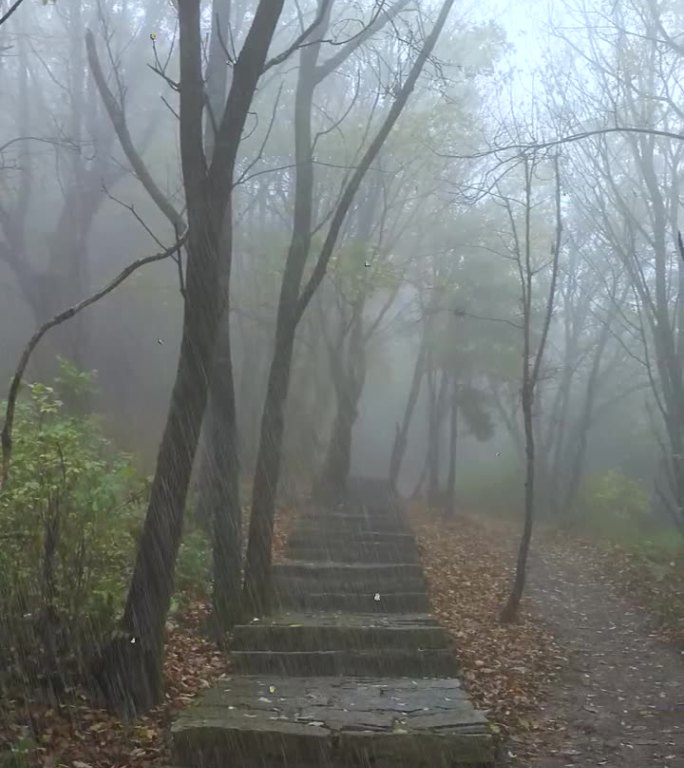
[410,506,684,767]
[0,505,298,768]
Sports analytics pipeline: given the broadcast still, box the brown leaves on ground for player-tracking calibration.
[409,507,565,759]
[1,600,229,768]
[272,504,299,563]
[1,505,299,768]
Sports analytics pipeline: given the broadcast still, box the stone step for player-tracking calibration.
[274,576,425,602]
[296,514,409,533]
[172,676,493,768]
[274,561,423,585]
[232,612,450,652]
[231,647,460,676]
[286,543,419,564]
[287,530,415,547]
[275,590,430,613]
[273,563,425,596]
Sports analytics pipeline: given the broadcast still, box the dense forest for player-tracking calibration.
[0,1,683,766]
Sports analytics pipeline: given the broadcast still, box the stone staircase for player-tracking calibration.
[171,477,494,767]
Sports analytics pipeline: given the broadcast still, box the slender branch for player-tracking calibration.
[236,82,284,185]
[0,233,188,491]
[315,0,411,82]
[263,0,333,72]
[85,29,185,231]
[531,156,563,387]
[444,127,684,162]
[0,135,81,156]
[295,0,455,321]
[103,185,166,248]
[0,0,25,27]
[454,308,524,330]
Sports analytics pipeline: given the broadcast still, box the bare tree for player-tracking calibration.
[500,154,562,623]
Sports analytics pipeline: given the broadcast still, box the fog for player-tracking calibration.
[1,0,683,752]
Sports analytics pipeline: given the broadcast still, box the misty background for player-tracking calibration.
[0,0,679,524]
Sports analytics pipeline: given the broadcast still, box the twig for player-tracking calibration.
[0,233,187,491]
[173,223,186,298]
[102,184,166,248]
[161,94,181,121]
[236,83,284,186]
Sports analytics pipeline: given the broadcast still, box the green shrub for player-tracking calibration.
[0,734,34,768]
[575,470,651,539]
[175,524,212,602]
[0,374,145,682]
[456,456,524,516]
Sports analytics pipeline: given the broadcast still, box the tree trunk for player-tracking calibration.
[90,0,285,713]
[195,0,242,634]
[427,370,448,507]
[319,317,366,501]
[500,380,535,623]
[389,338,426,491]
[444,380,458,518]
[500,154,561,624]
[91,225,223,715]
[243,0,456,618]
[242,20,323,618]
[205,318,242,636]
[243,330,296,618]
[319,385,357,503]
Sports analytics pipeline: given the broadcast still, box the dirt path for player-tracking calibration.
[522,545,684,768]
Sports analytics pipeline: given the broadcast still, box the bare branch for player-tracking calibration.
[296,0,456,320]
[103,185,166,248]
[444,127,684,163]
[0,0,25,27]
[531,155,563,387]
[0,233,188,492]
[263,0,333,72]
[315,0,411,82]
[236,82,284,185]
[85,29,185,231]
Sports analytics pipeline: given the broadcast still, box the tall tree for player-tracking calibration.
[92,0,286,715]
[500,154,562,623]
[243,0,457,618]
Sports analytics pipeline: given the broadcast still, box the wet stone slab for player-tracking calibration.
[172,676,493,767]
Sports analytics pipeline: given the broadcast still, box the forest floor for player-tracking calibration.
[3,505,683,767]
[412,508,684,768]
[0,508,298,768]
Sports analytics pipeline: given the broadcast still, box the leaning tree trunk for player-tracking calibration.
[92,220,224,715]
[91,0,284,713]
